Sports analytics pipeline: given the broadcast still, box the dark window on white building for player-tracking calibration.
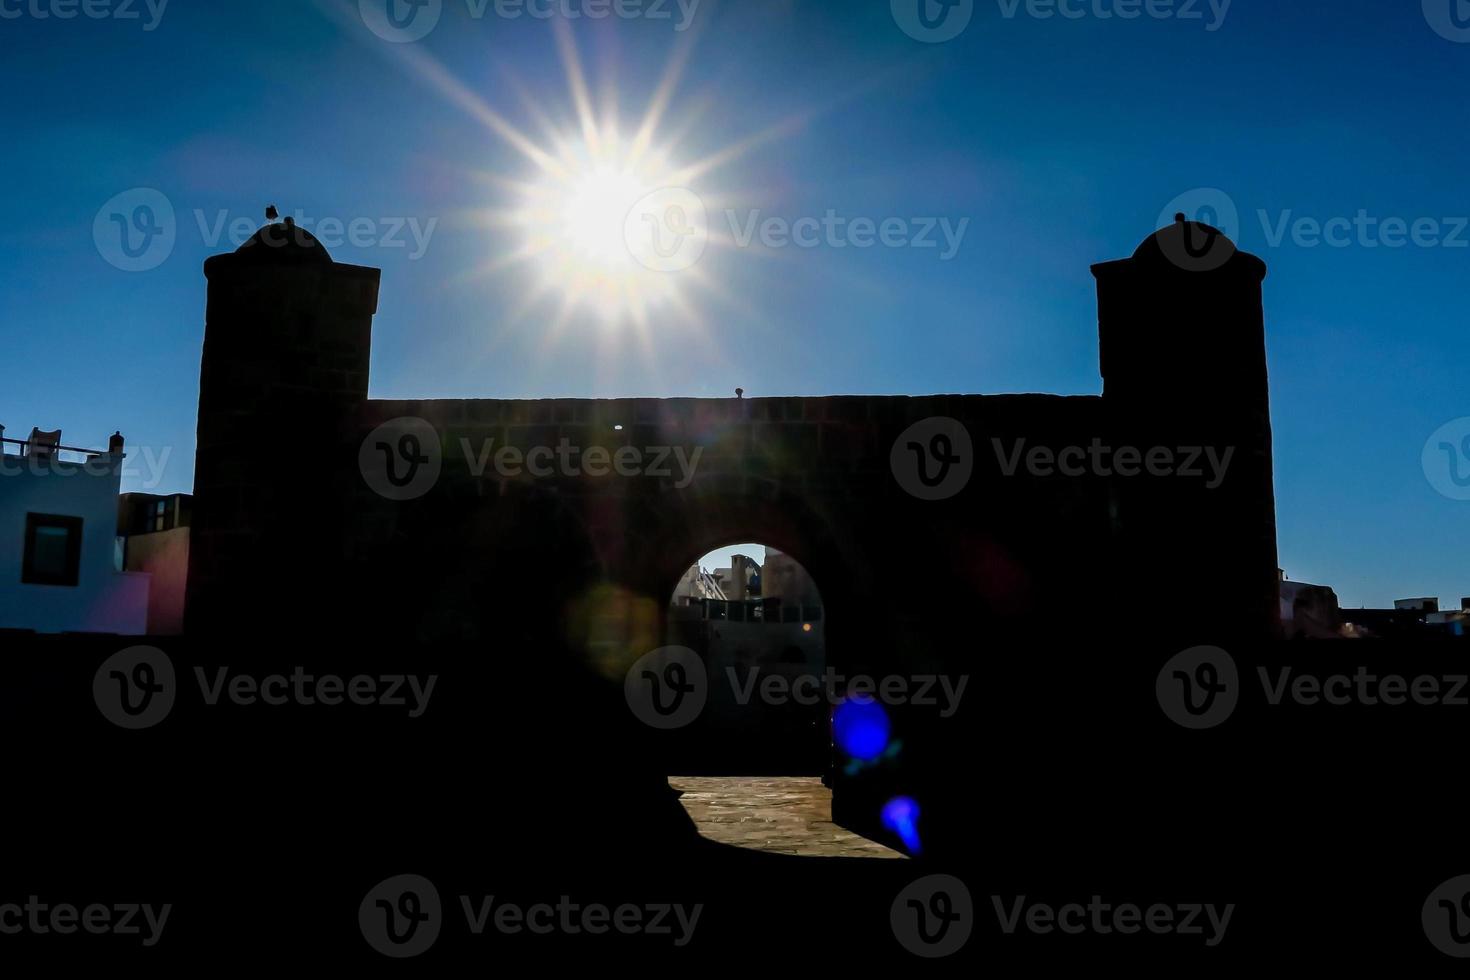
[22,513,83,586]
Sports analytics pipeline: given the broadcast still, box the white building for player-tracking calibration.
[673,563,727,605]
[0,426,149,634]
[1278,570,1342,639]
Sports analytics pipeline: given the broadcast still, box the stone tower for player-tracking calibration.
[1093,216,1280,643]
[187,221,381,636]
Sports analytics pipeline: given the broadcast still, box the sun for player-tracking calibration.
[555,167,650,272]
[337,12,807,340]
[503,133,697,327]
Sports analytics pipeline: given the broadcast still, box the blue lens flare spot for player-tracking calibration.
[882,795,922,854]
[832,695,890,761]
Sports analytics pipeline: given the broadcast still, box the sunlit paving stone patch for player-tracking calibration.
[670,776,906,859]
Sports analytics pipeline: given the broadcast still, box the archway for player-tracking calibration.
[656,542,903,858]
[665,541,828,774]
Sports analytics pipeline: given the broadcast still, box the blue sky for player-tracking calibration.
[1,0,1466,607]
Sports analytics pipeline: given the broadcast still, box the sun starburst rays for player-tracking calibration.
[462,20,755,343]
[319,0,802,371]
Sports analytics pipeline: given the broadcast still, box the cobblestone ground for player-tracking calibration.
[670,776,906,859]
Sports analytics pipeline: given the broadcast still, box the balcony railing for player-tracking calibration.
[0,436,121,466]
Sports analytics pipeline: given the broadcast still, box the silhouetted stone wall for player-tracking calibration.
[188,224,1279,675]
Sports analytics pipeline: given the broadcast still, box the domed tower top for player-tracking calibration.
[1091,213,1271,408]
[231,216,334,266]
[1128,212,1265,280]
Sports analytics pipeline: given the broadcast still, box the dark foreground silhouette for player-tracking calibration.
[4,629,1467,967]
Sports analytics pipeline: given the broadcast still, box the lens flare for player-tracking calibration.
[832,695,890,761]
[881,795,922,854]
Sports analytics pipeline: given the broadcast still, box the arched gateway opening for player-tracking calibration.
[665,542,828,774]
[657,543,903,858]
